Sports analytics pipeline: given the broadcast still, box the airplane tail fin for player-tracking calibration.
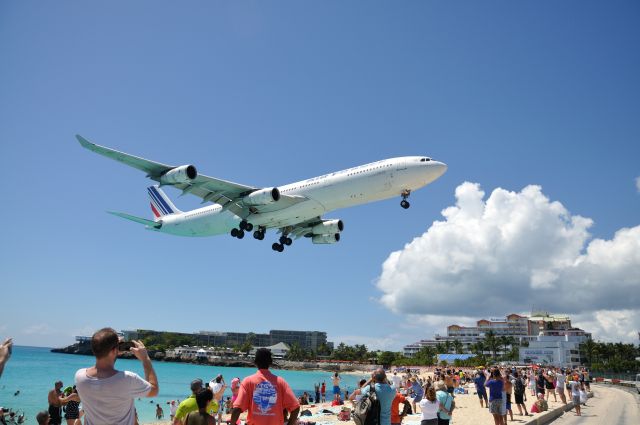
[147,185,182,219]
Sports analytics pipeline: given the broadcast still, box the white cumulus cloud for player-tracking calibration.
[636,176,640,192]
[376,182,640,342]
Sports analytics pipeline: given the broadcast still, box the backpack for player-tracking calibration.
[401,400,412,416]
[352,384,380,425]
[514,378,525,395]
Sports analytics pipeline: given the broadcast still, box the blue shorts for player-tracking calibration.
[477,388,487,399]
[333,385,340,395]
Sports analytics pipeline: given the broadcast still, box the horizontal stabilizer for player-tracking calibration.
[107,211,162,229]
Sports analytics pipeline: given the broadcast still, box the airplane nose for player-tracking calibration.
[432,161,447,177]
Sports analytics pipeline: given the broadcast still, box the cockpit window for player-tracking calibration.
[420,157,431,162]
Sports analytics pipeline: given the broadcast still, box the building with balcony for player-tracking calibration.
[403,312,590,358]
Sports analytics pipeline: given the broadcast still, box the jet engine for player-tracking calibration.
[312,233,340,244]
[160,165,198,185]
[243,187,281,206]
[312,219,344,235]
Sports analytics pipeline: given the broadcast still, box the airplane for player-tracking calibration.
[77,135,447,252]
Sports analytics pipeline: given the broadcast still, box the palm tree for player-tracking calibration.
[444,340,453,354]
[498,336,515,358]
[580,338,597,366]
[452,339,464,354]
[470,341,485,357]
[483,331,499,359]
[417,346,436,365]
[286,342,305,361]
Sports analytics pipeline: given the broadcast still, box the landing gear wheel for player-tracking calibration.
[236,229,245,239]
[284,237,292,246]
[279,236,287,244]
[272,243,284,252]
[253,231,265,240]
[230,228,239,237]
[401,200,410,209]
[245,222,254,231]
[239,220,248,230]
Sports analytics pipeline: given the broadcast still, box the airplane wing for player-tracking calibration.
[77,135,307,218]
[286,217,324,239]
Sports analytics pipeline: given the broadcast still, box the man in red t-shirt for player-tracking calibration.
[390,392,410,425]
[230,349,300,425]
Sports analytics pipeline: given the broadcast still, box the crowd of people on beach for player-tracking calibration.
[1,330,595,425]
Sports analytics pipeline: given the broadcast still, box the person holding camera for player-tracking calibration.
[74,327,159,425]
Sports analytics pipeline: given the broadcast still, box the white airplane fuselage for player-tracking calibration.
[156,156,446,237]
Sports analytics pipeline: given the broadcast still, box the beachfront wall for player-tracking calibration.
[519,334,587,367]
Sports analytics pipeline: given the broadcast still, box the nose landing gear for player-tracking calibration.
[400,189,411,209]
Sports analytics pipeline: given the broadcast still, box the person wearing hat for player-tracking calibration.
[174,379,218,425]
[230,348,300,425]
[473,371,488,408]
[231,377,241,403]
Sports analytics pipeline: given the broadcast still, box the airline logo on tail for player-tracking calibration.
[147,185,180,218]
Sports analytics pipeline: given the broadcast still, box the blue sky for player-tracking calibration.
[1,1,639,350]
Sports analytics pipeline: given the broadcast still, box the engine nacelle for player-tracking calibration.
[243,187,280,206]
[312,233,340,244]
[312,219,344,235]
[160,165,198,185]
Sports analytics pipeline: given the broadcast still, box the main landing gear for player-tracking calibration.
[230,222,293,253]
[253,226,266,240]
[272,234,292,253]
[230,220,254,239]
[400,189,411,209]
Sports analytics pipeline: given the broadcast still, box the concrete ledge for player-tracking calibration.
[522,392,593,425]
[593,379,636,388]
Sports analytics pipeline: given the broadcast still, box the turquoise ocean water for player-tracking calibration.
[1,346,368,424]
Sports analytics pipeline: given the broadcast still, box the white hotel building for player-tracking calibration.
[404,312,590,366]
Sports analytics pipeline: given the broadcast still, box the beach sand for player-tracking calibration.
[143,383,574,425]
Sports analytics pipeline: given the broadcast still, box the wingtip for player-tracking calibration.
[76,134,92,148]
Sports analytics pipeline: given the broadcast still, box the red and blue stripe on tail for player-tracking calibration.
[147,185,181,219]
